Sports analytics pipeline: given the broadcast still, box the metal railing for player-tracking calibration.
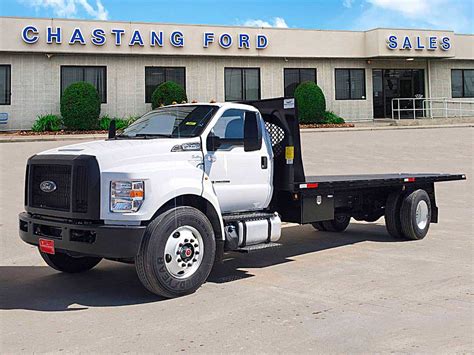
[391,97,474,120]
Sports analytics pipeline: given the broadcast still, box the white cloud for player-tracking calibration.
[367,0,434,18]
[20,0,109,20]
[353,0,473,33]
[241,17,289,28]
[343,0,354,8]
[77,0,108,20]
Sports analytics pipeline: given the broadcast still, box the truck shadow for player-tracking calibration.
[1,223,404,312]
[208,223,403,283]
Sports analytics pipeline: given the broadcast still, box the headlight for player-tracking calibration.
[110,180,144,212]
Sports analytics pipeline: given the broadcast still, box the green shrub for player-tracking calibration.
[294,81,326,123]
[151,81,187,109]
[31,114,63,132]
[322,111,345,124]
[99,115,130,130]
[61,82,101,130]
[126,115,139,126]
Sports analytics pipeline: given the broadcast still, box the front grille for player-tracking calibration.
[73,166,88,213]
[31,165,71,211]
[26,154,101,220]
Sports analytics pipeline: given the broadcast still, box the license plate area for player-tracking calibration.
[39,238,55,254]
[33,223,63,239]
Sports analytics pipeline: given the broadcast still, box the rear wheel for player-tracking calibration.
[400,189,431,240]
[385,191,405,239]
[321,214,351,232]
[135,206,216,298]
[311,221,326,231]
[39,250,102,273]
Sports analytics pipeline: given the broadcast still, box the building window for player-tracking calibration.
[284,68,317,97]
[224,68,260,101]
[0,65,11,105]
[61,66,107,103]
[335,69,366,100]
[452,69,474,98]
[145,67,186,103]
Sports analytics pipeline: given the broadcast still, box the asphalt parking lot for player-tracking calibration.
[1,127,472,353]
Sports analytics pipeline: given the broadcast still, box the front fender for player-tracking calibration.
[100,162,224,240]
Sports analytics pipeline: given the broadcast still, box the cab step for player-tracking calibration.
[223,211,276,223]
[235,242,282,253]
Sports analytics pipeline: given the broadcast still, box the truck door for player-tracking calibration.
[204,109,272,213]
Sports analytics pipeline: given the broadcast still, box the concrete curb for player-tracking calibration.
[0,123,472,142]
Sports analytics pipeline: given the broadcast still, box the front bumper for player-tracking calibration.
[19,212,146,259]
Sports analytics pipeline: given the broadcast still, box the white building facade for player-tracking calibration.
[0,16,473,130]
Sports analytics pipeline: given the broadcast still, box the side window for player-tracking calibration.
[211,109,244,148]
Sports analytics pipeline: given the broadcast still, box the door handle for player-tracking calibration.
[261,156,268,169]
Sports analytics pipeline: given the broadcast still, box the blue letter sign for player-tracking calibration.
[22,26,39,44]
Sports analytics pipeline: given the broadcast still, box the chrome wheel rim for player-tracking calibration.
[164,226,203,279]
[415,200,429,230]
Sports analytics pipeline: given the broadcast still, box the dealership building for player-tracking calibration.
[0,16,473,130]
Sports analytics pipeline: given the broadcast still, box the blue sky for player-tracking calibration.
[1,0,473,33]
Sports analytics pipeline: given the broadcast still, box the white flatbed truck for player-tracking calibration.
[19,98,466,297]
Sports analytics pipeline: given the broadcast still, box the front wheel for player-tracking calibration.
[39,250,102,273]
[135,206,216,298]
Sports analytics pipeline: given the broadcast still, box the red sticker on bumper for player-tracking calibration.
[39,238,55,255]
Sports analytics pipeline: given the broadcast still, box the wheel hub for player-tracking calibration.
[335,215,348,223]
[179,244,195,262]
[164,226,203,279]
[415,200,429,230]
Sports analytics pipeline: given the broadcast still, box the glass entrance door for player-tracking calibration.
[372,69,425,118]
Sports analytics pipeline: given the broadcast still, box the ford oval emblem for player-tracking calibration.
[40,180,57,193]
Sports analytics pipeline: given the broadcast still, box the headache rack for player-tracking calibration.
[246,97,305,191]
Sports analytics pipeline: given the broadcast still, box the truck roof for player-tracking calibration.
[149,101,258,113]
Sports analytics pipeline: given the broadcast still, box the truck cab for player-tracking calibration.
[19,98,465,298]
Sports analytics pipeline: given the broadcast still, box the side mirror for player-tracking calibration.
[206,134,221,151]
[244,111,262,152]
[108,119,116,139]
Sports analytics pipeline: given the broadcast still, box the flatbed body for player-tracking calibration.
[299,173,465,190]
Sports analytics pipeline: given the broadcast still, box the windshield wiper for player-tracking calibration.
[135,133,173,138]
[116,133,173,139]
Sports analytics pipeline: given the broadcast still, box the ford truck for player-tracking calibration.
[19,98,466,298]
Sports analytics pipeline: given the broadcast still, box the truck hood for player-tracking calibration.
[38,138,201,170]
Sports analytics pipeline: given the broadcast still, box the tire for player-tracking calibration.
[321,214,351,232]
[135,206,216,298]
[400,189,431,240]
[385,191,405,239]
[311,221,326,231]
[363,212,383,223]
[39,250,102,273]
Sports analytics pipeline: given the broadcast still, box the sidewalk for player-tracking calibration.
[1,117,473,143]
[303,117,474,133]
[0,133,107,143]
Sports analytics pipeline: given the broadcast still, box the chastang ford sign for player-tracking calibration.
[21,25,269,49]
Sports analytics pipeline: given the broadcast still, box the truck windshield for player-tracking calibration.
[119,105,219,138]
